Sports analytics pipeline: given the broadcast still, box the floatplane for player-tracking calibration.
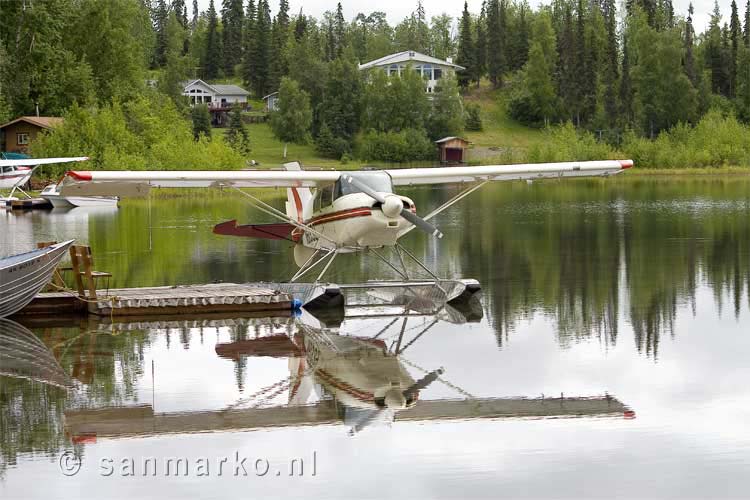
[58,159,633,306]
[0,156,88,203]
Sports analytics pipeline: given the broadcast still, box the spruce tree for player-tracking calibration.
[475,1,487,84]
[685,3,697,85]
[319,57,362,143]
[620,35,633,123]
[603,0,619,124]
[192,103,212,140]
[250,0,271,96]
[486,0,503,87]
[731,0,741,96]
[204,0,222,79]
[334,2,346,58]
[242,0,256,89]
[154,0,169,68]
[191,0,198,30]
[558,4,577,120]
[226,105,250,153]
[745,0,750,46]
[221,0,244,77]
[269,0,290,92]
[456,1,475,89]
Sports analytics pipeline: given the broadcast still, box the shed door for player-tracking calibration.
[445,148,463,162]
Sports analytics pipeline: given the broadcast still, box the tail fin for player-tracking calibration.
[284,161,312,222]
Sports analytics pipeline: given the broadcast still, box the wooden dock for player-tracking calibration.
[15,283,295,318]
[4,197,53,210]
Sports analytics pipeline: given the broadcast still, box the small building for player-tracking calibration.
[263,92,279,112]
[436,136,471,164]
[182,79,250,108]
[358,50,466,94]
[0,116,64,154]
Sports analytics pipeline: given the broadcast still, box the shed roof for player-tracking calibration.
[435,136,471,145]
[359,50,466,71]
[0,116,64,130]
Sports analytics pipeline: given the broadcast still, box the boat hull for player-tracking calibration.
[0,240,74,318]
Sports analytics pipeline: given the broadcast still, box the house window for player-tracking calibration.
[17,133,29,145]
[422,64,433,80]
[434,68,443,80]
[389,64,399,76]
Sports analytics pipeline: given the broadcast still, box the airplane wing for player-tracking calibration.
[385,160,632,185]
[0,156,89,167]
[59,169,342,196]
[59,160,632,197]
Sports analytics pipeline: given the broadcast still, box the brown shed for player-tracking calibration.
[436,136,471,164]
[0,116,63,154]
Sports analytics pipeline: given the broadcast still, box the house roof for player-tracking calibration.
[435,136,471,144]
[182,79,250,96]
[359,50,466,71]
[262,92,278,100]
[0,116,64,130]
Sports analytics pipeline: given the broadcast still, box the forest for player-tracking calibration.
[2,0,750,169]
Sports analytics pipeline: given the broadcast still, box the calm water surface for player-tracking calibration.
[1,177,749,499]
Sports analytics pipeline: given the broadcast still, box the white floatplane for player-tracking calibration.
[40,183,119,208]
[0,156,89,203]
[58,160,633,300]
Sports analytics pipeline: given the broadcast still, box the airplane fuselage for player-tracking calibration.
[297,192,416,251]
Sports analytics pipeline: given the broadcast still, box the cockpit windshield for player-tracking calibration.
[334,171,393,199]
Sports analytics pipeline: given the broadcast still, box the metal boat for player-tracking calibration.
[0,318,72,388]
[40,184,118,208]
[0,240,74,318]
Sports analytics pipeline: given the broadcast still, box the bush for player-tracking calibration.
[620,109,750,168]
[356,128,436,163]
[315,122,352,159]
[526,122,617,163]
[31,93,245,175]
[464,103,483,131]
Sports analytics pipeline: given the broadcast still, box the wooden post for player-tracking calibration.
[69,246,85,297]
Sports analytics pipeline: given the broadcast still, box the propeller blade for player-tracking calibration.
[399,208,443,239]
[342,175,443,239]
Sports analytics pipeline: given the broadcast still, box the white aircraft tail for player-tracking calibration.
[283,161,312,222]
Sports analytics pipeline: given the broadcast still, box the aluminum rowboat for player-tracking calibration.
[0,240,74,318]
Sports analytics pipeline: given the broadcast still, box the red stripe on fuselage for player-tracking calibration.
[306,207,372,227]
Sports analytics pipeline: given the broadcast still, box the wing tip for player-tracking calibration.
[66,171,93,181]
[619,159,634,169]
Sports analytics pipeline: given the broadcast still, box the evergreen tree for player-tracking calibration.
[270,76,312,157]
[242,0,256,88]
[192,0,198,30]
[557,4,577,120]
[620,35,633,123]
[191,103,212,140]
[334,2,346,58]
[685,3,697,85]
[511,2,530,71]
[525,11,558,126]
[735,43,750,119]
[486,0,504,87]
[745,0,750,46]
[226,105,250,153]
[476,1,488,83]
[160,12,193,101]
[221,0,244,77]
[268,0,291,91]
[708,1,727,95]
[204,0,222,79]
[603,0,619,124]
[250,0,271,96]
[154,0,169,68]
[731,0,741,96]
[456,2,475,89]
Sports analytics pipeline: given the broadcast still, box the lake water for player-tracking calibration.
[1,177,749,499]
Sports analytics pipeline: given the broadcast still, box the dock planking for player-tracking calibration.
[15,283,294,317]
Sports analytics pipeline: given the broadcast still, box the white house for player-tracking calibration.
[182,79,250,107]
[358,50,465,94]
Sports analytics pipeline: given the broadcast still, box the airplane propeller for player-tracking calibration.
[342,175,444,239]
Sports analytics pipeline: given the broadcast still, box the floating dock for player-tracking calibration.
[3,197,52,210]
[16,283,297,317]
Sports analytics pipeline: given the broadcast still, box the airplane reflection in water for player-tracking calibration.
[57,303,634,442]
